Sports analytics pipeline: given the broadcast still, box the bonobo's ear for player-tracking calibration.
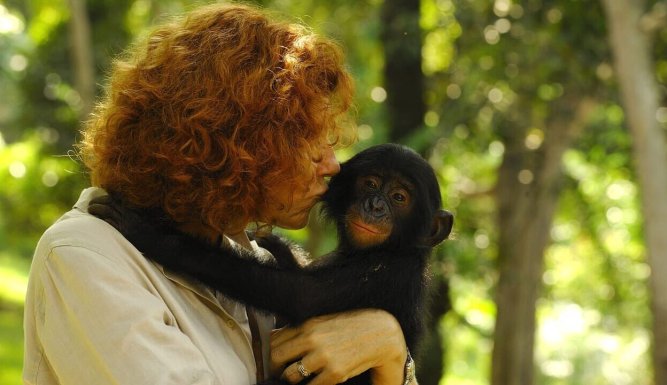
[423,209,454,247]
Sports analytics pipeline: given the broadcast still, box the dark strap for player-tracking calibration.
[247,308,265,382]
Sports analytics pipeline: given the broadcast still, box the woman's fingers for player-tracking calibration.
[270,311,405,385]
[270,326,300,349]
[281,359,320,384]
[269,327,303,375]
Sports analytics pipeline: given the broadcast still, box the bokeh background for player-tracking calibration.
[1,0,666,384]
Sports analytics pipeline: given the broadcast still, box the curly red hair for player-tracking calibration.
[80,3,355,232]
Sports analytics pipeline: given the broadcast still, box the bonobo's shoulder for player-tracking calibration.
[324,246,429,265]
[352,245,430,257]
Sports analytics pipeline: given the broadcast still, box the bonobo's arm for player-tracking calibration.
[88,196,416,324]
[253,234,304,270]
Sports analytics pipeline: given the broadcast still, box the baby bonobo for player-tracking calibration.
[89,143,454,385]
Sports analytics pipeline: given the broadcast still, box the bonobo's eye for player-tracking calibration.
[390,189,410,206]
[392,192,406,202]
[363,176,381,190]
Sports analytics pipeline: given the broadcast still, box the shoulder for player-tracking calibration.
[32,188,150,274]
[39,210,118,256]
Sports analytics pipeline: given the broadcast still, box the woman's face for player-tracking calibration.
[258,143,340,229]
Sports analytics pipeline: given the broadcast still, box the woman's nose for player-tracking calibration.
[316,145,340,178]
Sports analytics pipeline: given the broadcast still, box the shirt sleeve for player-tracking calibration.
[32,244,220,385]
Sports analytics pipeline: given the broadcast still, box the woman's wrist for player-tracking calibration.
[372,351,419,385]
[368,310,410,385]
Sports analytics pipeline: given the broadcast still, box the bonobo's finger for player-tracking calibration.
[88,204,122,230]
[89,194,113,206]
[88,199,121,219]
[88,195,125,231]
[88,203,117,220]
[88,196,122,217]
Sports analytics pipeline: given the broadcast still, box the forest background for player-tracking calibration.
[1,0,666,384]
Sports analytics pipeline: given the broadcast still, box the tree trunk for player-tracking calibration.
[381,1,447,383]
[380,0,425,143]
[68,0,95,119]
[601,1,667,384]
[491,98,594,385]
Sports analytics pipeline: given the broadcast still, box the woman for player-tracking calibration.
[23,3,413,385]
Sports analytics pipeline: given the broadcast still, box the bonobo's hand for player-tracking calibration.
[255,234,303,270]
[88,195,143,238]
[87,195,181,258]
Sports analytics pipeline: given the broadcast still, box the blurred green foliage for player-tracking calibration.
[1,0,666,384]
[0,308,24,385]
[0,133,86,257]
[0,252,29,383]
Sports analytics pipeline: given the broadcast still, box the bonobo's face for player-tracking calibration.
[258,141,340,230]
[345,172,414,248]
[322,143,453,251]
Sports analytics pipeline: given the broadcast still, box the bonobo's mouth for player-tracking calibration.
[349,220,385,235]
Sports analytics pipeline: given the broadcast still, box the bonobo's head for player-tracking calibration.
[322,143,453,250]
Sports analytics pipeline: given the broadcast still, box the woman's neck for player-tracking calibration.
[225,229,252,249]
[178,221,252,250]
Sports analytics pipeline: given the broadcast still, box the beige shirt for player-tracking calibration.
[23,187,274,385]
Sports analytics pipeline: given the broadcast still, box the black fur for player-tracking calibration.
[89,143,453,385]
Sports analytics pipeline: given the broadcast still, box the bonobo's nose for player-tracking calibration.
[364,196,388,218]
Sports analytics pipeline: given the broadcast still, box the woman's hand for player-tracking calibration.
[269,309,409,385]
